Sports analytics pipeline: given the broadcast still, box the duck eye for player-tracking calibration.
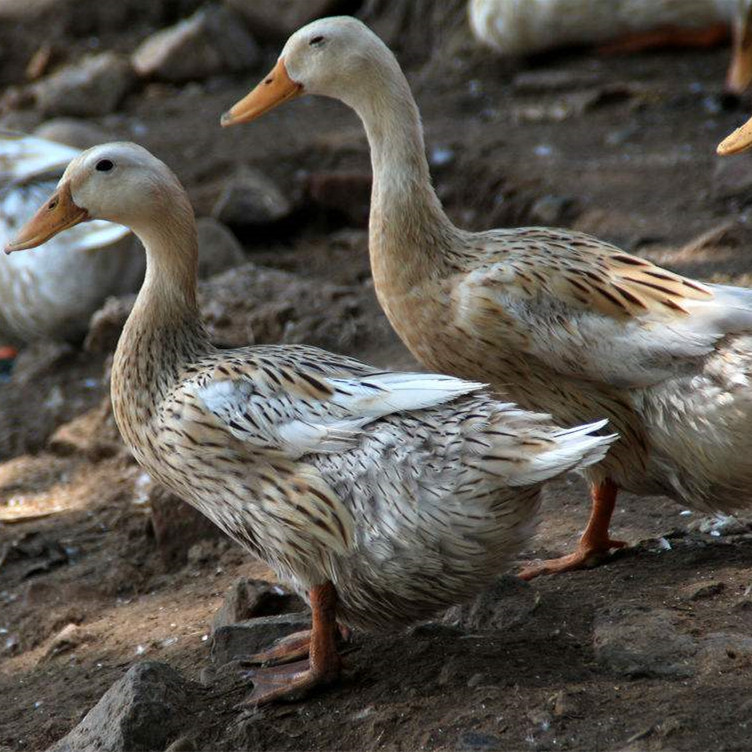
[309,35,325,46]
[95,159,114,172]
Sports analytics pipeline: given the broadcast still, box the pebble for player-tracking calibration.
[33,52,135,117]
[683,580,725,601]
[132,6,259,82]
[212,577,302,632]
[212,167,293,227]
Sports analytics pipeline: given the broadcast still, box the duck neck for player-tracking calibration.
[344,60,458,298]
[114,191,209,403]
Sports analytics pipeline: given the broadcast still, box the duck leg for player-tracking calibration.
[248,623,351,666]
[597,24,729,56]
[241,582,341,705]
[519,478,626,580]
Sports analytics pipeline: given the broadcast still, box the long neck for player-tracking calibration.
[114,190,209,414]
[345,57,459,294]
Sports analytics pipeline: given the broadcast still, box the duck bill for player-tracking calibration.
[726,9,752,95]
[221,58,302,127]
[718,114,752,155]
[5,181,89,254]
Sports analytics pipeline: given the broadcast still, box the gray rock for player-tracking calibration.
[223,0,339,41]
[34,118,112,150]
[442,575,538,632]
[212,577,302,632]
[212,167,292,227]
[34,52,135,117]
[713,153,752,202]
[49,662,190,752]
[211,612,310,667]
[593,605,697,678]
[530,195,576,226]
[132,6,259,82]
[197,217,245,279]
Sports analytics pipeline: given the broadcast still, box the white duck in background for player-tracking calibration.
[469,0,752,95]
[0,131,141,346]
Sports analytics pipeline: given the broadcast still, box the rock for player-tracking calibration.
[683,580,726,601]
[212,578,302,631]
[85,295,136,355]
[34,118,112,150]
[33,52,135,117]
[442,575,538,632]
[211,612,311,667]
[132,6,259,83]
[593,605,697,678]
[48,399,122,461]
[697,632,752,674]
[49,662,191,752]
[305,171,372,227]
[713,153,752,202]
[196,217,246,279]
[529,195,576,226]
[149,486,224,570]
[223,0,340,41]
[551,688,584,718]
[212,167,293,227]
[42,623,89,661]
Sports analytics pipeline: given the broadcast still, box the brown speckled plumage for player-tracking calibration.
[13,142,613,634]
[240,17,752,575]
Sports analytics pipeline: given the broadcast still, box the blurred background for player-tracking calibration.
[1,2,751,750]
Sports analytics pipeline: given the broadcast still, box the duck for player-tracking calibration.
[5,142,614,702]
[468,0,752,95]
[221,16,752,579]
[0,131,139,347]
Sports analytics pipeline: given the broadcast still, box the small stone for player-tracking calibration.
[85,295,136,355]
[529,195,576,226]
[212,578,301,631]
[49,662,191,752]
[551,688,583,717]
[713,153,752,201]
[34,118,113,150]
[466,672,485,688]
[42,623,88,661]
[211,613,311,667]
[197,217,246,279]
[33,52,135,117]
[593,604,697,678]
[132,6,259,83]
[165,736,197,752]
[443,575,538,632]
[684,580,726,601]
[212,167,292,227]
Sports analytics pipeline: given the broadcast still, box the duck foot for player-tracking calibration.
[240,656,341,705]
[519,477,627,579]
[519,537,627,579]
[249,623,351,666]
[239,581,341,705]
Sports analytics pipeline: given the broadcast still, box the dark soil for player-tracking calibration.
[1,4,752,751]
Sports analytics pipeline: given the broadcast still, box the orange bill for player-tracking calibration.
[718,115,752,155]
[5,181,89,254]
[726,8,752,95]
[221,58,302,127]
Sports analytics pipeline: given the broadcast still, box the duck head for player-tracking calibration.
[221,16,395,126]
[6,142,182,253]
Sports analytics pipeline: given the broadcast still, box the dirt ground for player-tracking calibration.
[1,3,752,751]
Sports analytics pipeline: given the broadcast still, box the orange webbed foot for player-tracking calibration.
[518,537,627,580]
